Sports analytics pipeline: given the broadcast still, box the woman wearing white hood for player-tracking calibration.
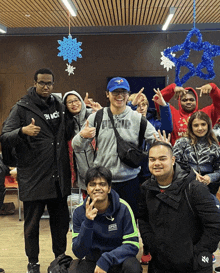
[63,91,101,193]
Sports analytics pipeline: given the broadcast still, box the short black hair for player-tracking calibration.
[34,68,54,82]
[85,166,112,187]
[149,141,173,156]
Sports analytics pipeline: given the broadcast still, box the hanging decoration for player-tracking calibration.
[160,51,175,71]
[162,0,220,86]
[57,12,82,76]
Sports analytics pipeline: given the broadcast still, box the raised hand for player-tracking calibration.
[90,101,102,112]
[86,197,98,221]
[152,88,166,106]
[196,84,212,97]
[153,129,171,144]
[84,92,94,107]
[22,118,41,136]
[80,120,96,139]
[173,86,188,99]
[132,87,145,106]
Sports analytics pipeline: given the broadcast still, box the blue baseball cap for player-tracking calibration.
[107,77,130,92]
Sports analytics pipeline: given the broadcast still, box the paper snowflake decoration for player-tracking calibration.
[57,35,82,63]
[160,51,175,71]
[65,63,76,76]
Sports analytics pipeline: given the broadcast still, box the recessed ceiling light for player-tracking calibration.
[25,14,31,17]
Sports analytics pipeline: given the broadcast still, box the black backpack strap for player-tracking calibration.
[138,116,147,148]
[93,108,104,158]
[185,183,196,216]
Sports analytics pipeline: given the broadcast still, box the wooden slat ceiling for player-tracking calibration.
[0,0,219,30]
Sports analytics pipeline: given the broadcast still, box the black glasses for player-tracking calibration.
[111,90,129,96]
[37,81,54,88]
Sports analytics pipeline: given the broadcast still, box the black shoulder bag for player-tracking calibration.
[107,107,147,168]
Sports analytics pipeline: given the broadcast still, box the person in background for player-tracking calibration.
[63,90,101,197]
[138,141,220,273]
[173,111,220,196]
[0,68,71,273]
[70,166,142,273]
[155,82,220,145]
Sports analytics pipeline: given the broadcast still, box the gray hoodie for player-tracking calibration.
[72,106,158,183]
[63,91,93,190]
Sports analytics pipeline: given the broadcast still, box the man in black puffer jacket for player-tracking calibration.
[138,141,220,273]
[0,68,71,273]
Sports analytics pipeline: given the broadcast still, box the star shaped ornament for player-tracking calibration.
[65,64,76,76]
[160,51,175,71]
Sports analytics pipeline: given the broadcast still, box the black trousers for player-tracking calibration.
[23,195,69,264]
[68,257,143,273]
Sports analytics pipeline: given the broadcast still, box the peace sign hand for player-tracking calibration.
[86,197,98,221]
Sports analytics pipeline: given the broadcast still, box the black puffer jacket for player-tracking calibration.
[138,163,220,272]
[1,87,71,201]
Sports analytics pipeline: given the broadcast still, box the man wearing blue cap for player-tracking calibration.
[72,77,160,218]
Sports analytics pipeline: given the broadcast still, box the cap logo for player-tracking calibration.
[115,79,123,84]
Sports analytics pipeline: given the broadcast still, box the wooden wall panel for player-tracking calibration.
[0,31,220,131]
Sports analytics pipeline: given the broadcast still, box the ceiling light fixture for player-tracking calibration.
[162,7,176,31]
[61,0,77,16]
[0,23,7,34]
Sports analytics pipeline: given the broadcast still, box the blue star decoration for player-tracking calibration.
[163,28,220,86]
[57,35,82,63]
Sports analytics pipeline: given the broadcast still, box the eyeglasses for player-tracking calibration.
[37,81,53,88]
[111,90,129,96]
[88,182,108,188]
[66,99,80,106]
[181,98,195,102]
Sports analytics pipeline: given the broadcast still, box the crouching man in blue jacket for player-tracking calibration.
[70,166,142,273]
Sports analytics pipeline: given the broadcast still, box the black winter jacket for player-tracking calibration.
[0,88,71,201]
[138,163,220,272]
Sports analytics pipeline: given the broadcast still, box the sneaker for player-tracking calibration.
[0,268,5,273]
[213,254,216,264]
[215,266,220,272]
[27,263,40,273]
[140,253,152,265]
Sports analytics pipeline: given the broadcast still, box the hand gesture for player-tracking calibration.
[173,86,188,99]
[84,92,94,107]
[196,84,212,97]
[194,171,211,185]
[90,101,102,113]
[153,130,171,144]
[10,168,17,179]
[22,118,41,136]
[86,197,98,221]
[94,265,107,273]
[152,88,166,106]
[80,120,96,139]
[132,87,145,106]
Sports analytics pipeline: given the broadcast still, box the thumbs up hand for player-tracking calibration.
[22,118,41,136]
[80,120,96,139]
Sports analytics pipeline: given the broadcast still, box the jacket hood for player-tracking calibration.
[178,87,198,116]
[145,162,196,209]
[63,90,88,126]
[83,189,120,220]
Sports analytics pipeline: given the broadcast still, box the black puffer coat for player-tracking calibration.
[138,163,220,272]
[1,88,71,201]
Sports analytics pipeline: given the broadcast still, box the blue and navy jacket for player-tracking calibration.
[72,189,139,272]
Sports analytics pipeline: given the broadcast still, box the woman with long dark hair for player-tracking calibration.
[173,111,220,195]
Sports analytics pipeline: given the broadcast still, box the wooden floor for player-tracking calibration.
[1,191,148,273]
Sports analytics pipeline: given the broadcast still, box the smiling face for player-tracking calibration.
[137,101,148,117]
[180,93,196,113]
[87,177,111,202]
[106,88,129,112]
[65,94,82,115]
[149,145,175,185]
[192,118,208,138]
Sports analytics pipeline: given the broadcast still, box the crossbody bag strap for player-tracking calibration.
[107,107,120,139]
